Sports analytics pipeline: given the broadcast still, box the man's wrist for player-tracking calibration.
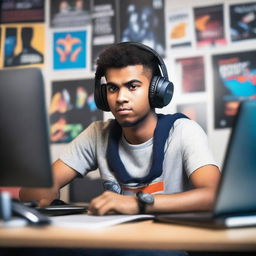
[136,192,154,214]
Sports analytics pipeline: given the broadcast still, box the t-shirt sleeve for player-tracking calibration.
[179,119,218,177]
[59,122,98,176]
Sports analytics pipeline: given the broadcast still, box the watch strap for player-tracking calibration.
[137,199,146,214]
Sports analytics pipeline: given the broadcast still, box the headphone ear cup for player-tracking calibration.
[149,76,159,108]
[149,76,174,108]
[94,80,110,111]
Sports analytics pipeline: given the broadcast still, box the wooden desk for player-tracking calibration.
[0,220,256,252]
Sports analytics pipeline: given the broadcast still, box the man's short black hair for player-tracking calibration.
[95,43,160,79]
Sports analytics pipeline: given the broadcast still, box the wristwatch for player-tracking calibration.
[136,192,154,214]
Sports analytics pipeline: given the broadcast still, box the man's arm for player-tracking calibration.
[88,164,221,215]
[19,159,78,206]
[148,164,221,213]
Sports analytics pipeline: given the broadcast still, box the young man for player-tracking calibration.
[20,42,220,216]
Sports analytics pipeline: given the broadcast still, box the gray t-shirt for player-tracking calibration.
[60,118,218,195]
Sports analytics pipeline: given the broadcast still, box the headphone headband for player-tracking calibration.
[116,42,169,80]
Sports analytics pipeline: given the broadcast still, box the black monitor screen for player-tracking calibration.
[0,68,53,187]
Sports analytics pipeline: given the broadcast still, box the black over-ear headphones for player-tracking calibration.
[94,42,174,111]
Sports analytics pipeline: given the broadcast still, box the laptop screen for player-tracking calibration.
[215,100,256,216]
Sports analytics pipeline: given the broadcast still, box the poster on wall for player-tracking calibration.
[194,4,226,48]
[212,50,256,129]
[49,78,103,143]
[177,102,207,133]
[230,2,256,42]
[2,24,44,68]
[53,30,87,70]
[119,0,166,57]
[175,56,205,93]
[50,0,91,28]
[167,8,193,48]
[91,0,117,70]
[0,0,44,23]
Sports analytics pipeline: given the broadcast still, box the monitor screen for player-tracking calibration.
[0,68,53,188]
[215,99,256,215]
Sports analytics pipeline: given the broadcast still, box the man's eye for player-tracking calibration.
[128,84,137,90]
[107,85,118,92]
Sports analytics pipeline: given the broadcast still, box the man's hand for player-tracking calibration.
[88,191,139,215]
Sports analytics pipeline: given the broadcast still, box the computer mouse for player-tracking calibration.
[12,201,50,225]
[50,199,68,206]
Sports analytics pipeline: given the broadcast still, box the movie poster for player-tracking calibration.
[175,56,205,93]
[50,0,91,28]
[177,102,207,133]
[49,79,103,143]
[53,30,87,70]
[230,2,256,42]
[167,8,193,48]
[2,24,44,68]
[212,51,256,129]
[0,0,44,23]
[91,0,117,70]
[119,0,166,57]
[194,4,226,48]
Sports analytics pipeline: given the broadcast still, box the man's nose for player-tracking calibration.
[116,87,128,103]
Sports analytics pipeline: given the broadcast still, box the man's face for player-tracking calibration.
[105,65,152,127]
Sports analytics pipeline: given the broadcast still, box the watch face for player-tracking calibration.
[138,192,154,205]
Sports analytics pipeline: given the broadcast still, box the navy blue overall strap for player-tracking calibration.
[106,113,189,185]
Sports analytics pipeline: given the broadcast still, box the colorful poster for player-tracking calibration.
[194,5,226,48]
[53,30,87,70]
[2,24,44,68]
[212,51,256,129]
[176,56,205,93]
[230,2,256,42]
[167,8,193,48]
[0,0,44,23]
[119,0,166,57]
[49,79,103,143]
[177,102,207,133]
[91,0,117,70]
[50,0,91,28]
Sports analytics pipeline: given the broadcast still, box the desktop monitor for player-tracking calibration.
[0,68,53,188]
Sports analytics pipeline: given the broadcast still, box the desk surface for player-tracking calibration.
[1,219,256,251]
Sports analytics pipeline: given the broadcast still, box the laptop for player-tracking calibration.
[156,100,256,228]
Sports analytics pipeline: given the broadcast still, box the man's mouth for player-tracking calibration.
[116,108,132,115]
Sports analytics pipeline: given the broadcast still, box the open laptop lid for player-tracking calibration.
[214,99,256,216]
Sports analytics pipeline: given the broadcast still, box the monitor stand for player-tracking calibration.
[0,192,50,225]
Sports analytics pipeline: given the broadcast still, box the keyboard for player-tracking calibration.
[22,199,88,216]
[36,204,88,216]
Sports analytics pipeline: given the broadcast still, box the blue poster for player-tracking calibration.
[53,30,86,70]
[213,50,256,129]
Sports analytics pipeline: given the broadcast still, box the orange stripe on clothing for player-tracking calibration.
[122,181,164,194]
[141,181,164,193]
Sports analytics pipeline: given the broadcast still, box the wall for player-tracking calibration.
[165,0,256,167]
